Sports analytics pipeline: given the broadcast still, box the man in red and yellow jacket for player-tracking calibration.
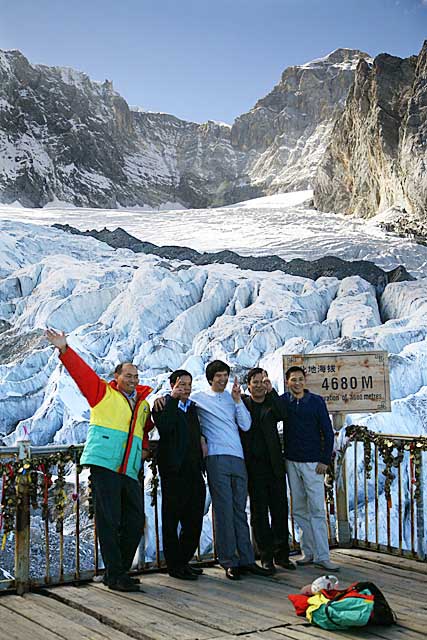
[46,329,153,592]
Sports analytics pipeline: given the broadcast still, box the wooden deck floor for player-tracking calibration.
[0,549,426,640]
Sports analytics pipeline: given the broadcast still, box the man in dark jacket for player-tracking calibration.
[152,369,206,580]
[241,367,295,572]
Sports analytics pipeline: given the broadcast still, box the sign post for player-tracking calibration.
[282,351,391,546]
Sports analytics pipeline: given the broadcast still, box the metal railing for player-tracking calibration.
[0,442,92,593]
[338,427,427,560]
[0,440,216,594]
[1,428,426,594]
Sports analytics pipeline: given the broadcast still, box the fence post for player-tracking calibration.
[15,436,31,595]
[416,452,425,561]
[333,413,352,546]
[137,462,146,570]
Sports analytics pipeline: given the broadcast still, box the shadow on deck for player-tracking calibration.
[0,549,426,640]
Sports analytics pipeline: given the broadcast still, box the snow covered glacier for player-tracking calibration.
[0,192,426,553]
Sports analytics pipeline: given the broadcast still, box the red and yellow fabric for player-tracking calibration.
[289,587,375,631]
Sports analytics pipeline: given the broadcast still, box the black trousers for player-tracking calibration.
[160,468,206,572]
[248,464,290,563]
[91,466,144,585]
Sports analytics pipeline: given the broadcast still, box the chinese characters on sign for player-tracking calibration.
[282,351,391,414]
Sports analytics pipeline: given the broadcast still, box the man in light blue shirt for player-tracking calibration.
[192,360,271,580]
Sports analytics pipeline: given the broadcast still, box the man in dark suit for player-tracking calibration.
[152,369,206,580]
[241,367,295,573]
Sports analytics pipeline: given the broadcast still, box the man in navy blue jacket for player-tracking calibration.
[281,366,338,571]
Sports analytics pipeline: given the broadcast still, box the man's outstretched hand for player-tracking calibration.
[262,375,273,394]
[316,462,329,475]
[231,376,242,403]
[170,377,188,401]
[45,328,67,354]
[153,396,166,412]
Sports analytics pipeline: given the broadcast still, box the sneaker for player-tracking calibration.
[314,559,340,571]
[296,555,314,566]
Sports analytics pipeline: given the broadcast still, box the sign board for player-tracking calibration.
[282,351,391,414]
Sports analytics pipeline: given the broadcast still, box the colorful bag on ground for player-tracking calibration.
[288,581,396,630]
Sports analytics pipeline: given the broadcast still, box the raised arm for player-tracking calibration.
[45,329,107,407]
[263,376,288,423]
[152,377,191,435]
[231,377,251,431]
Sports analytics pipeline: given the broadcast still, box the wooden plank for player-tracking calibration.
[335,549,427,576]
[333,549,427,581]
[208,633,295,640]
[1,593,134,640]
[329,554,427,606]
[45,584,216,640]
[329,554,427,596]
[216,559,427,635]
[274,623,426,640]
[274,633,338,640]
[143,568,305,626]
[206,564,307,593]
[0,600,63,640]
[90,580,283,634]
[367,626,427,640]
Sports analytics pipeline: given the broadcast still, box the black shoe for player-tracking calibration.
[169,568,198,581]
[261,560,276,574]
[275,558,296,570]
[225,567,241,581]
[186,564,203,575]
[109,575,144,592]
[182,565,200,579]
[103,574,140,586]
[240,563,274,576]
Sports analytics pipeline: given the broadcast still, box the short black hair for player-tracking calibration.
[205,360,230,384]
[285,366,306,380]
[247,367,267,384]
[169,369,193,385]
[114,362,136,375]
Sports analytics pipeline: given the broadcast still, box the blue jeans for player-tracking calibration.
[206,454,254,568]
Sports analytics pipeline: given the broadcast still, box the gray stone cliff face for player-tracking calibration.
[314,41,427,233]
[0,48,368,209]
[232,48,371,195]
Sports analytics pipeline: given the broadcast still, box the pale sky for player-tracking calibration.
[1,0,425,123]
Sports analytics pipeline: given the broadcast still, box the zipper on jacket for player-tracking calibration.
[119,396,141,474]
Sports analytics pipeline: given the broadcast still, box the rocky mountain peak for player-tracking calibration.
[0,46,370,209]
[0,43,425,228]
[298,47,371,70]
[314,40,426,237]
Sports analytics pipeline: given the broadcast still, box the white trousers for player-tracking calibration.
[285,460,330,562]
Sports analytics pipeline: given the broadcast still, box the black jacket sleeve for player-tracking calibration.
[265,388,288,423]
[152,395,180,435]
